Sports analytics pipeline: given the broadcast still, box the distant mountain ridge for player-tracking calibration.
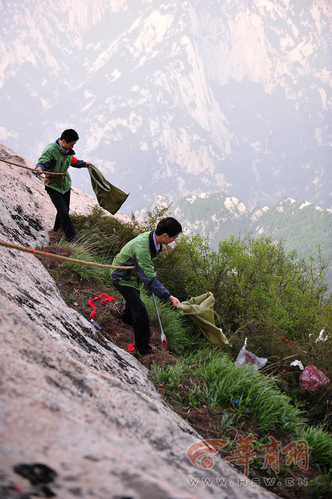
[0,0,331,215]
[136,191,332,291]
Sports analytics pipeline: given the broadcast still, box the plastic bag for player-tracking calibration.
[235,339,267,370]
[290,360,304,370]
[177,292,229,346]
[299,365,330,392]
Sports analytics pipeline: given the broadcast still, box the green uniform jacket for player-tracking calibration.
[36,140,86,193]
[111,231,171,300]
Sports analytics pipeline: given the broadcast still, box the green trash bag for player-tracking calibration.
[177,292,229,346]
[88,165,129,215]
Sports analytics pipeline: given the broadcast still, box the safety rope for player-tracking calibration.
[0,240,135,270]
[0,157,67,176]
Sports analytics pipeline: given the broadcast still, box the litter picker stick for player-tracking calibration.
[0,240,135,270]
[152,293,167,349]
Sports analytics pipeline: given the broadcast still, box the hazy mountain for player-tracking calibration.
[137,191,332,291]
[0,0,331,215]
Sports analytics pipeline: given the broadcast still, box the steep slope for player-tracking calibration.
[0,147,277,498]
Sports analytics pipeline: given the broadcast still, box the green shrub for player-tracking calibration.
[153,231,332,428]
[71,205,140,263]
[184,348,305,432]
[298,426,332,473]
[69,206,332,430]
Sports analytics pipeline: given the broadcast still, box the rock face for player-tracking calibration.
[0,146,276,498]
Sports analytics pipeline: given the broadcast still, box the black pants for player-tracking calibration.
[45,187,77,242]
[112,283,152,354]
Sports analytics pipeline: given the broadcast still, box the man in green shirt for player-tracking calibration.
[35,129,91,241]
[111,217,182,355]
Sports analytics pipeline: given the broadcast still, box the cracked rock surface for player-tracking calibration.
[0,145,276,498]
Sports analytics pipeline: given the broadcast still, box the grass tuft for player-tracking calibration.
[152,347,306,433]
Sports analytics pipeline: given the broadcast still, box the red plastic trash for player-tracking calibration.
[299,365,330,392]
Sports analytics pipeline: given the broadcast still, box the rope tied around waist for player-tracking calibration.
[43,171,67,184]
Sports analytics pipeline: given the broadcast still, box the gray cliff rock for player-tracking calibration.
[0,146,276,498]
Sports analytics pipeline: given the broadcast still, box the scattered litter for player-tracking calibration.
[282,335,305,368]
[315,328,329,343]
[235,338,267,370]
[113,300,123,312]
[90,319,103,331]
[299,365,330,391]
[282,335,296,360]
[290,360,304,371]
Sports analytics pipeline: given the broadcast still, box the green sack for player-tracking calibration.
[177,292,229,346]
[88,165,129,215]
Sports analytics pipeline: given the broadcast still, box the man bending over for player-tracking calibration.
[111,217,182,355]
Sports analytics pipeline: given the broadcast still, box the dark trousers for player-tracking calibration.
[112,283,152,354]
[45,187,77,242]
